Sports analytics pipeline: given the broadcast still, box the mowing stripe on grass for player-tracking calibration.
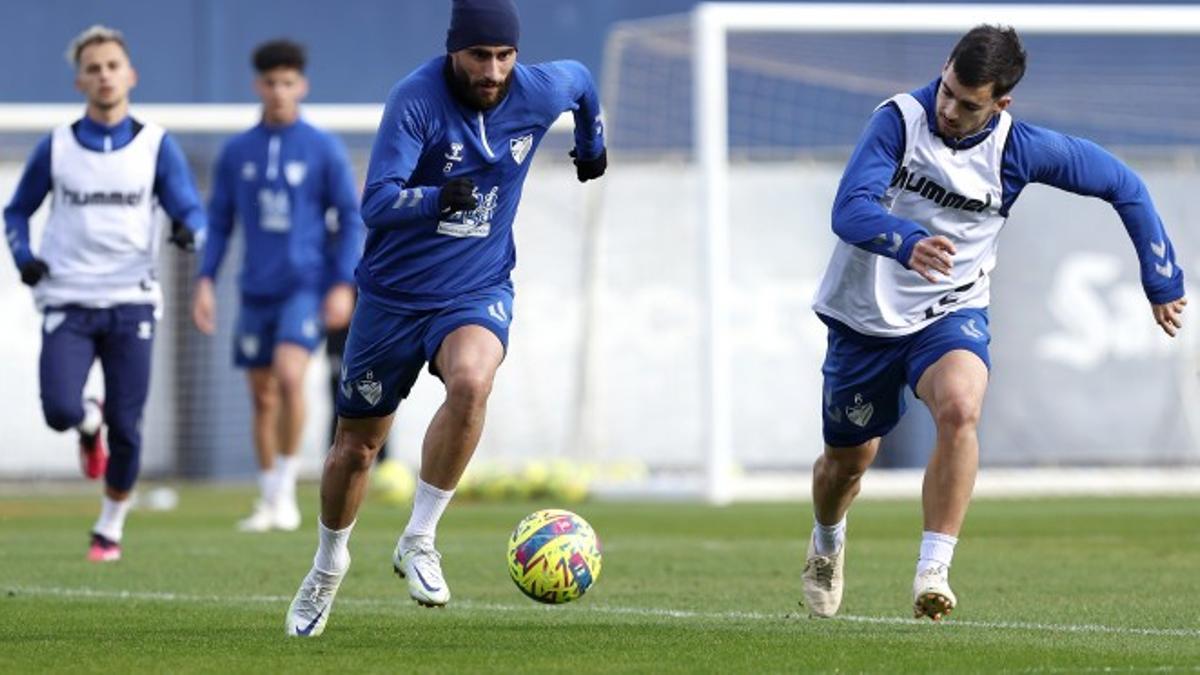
[8,585,1199,639]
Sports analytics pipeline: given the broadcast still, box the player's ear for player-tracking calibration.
[994,95,1012,112]
[129,65,139,90]
[298,75,310,101]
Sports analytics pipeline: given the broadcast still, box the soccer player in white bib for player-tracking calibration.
[2,26,205,562]
[804,25,1187,620]
[192,40,364,533]
[284,0,606,637]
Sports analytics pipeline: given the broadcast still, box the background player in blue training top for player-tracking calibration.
[193,39,365,534]
[285,0,606,637]
[3,25,205,562]
[804,25,1187,621]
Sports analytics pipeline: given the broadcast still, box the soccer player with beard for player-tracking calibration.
[3,25,205,562]
[803,25,1186,621]
[192,40,364,534]
[285,0,606,637]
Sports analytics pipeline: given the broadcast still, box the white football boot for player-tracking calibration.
[912,564,957,621]
[801,537,845,618]
[393,537,450,607]
[273,496,302,532]
[285,566,347,637]
[237,500,275,533]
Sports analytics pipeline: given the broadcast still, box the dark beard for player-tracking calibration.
[444,56,511,111]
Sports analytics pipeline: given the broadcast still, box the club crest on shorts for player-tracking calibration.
[846,393,874,428]
[240,335,260,359]
[510,134,533,165]
[355,370,383,407]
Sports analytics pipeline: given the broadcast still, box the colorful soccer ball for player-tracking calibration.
[506,509,602,604]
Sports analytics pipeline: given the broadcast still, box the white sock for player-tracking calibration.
[916,530,959,574]
[812,517,846,556]
[92,496,133,542]
[258,469,276,504]
[275,455,300,501]
[401,478,455,546]
[78,399,103,436]
[314,519,354,574]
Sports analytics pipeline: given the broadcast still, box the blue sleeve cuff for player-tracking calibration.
[895,231,926,269]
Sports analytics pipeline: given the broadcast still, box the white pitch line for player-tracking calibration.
[8,585,1200,639]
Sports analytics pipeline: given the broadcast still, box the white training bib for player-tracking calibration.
[813,94,1012,336]
[36,120,165,311]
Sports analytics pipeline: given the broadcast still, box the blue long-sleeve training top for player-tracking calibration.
[831,78,1184,305]
[4,115,205,268]
[357,55,605,310]
[199,119,365,302]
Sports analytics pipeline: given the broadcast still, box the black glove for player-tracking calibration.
[168,220,197,251]
[570,148,607,183]
[18,258,50,287]
[438,178,478,215]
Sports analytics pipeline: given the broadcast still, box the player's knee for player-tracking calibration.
[42,399,82,432]
[332,440,378,472]
[251,384,280,413]
[445,369,494,410]
[820,439,877,480]
[933,396,981,433]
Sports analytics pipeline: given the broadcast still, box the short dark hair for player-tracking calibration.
[253,39,306,74]
[948,25,1026,98]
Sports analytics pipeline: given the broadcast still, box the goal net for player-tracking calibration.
[579,3,1200,501]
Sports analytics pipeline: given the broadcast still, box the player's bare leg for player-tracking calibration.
[240,368,280,531]
[286,414,392,637]
[395,325,505,607]
[271,344,311,530]
[911,349,988,620]
[803,439,879,617]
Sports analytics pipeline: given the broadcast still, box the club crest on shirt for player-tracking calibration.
[356,370,383,407]
[845,393,874,428]
[284,161,307,187]
[241,162,257,181]
[510,134,533,165]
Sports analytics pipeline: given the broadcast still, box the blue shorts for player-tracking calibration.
[335,283,514,418]
[234,291,323,368]
[820,308,991,447]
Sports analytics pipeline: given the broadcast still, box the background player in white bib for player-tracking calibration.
[3,26,205,562]
[804,25,1187,620]
[285,0,606,637]
[192,40,365,534]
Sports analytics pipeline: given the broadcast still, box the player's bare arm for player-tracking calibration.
[322,283,355,331]
[191,277,217,335]
[907,235,956,283]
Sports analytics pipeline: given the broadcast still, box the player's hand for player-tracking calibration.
[192,277,217,335]
[438,178,478,215]
[1152,296,1186,337]
[569,148,607,183]
[908,235,956,283]
[323,283,355,331]
[17,258,50,287]
[168,220,197,252]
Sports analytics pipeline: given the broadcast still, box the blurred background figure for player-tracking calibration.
[192,39,364,533]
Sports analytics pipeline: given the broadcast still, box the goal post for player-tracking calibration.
[619,3,1200,503]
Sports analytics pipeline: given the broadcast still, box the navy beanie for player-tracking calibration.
[446,0,520,52]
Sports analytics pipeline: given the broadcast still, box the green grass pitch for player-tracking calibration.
[2,486,1198,672]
